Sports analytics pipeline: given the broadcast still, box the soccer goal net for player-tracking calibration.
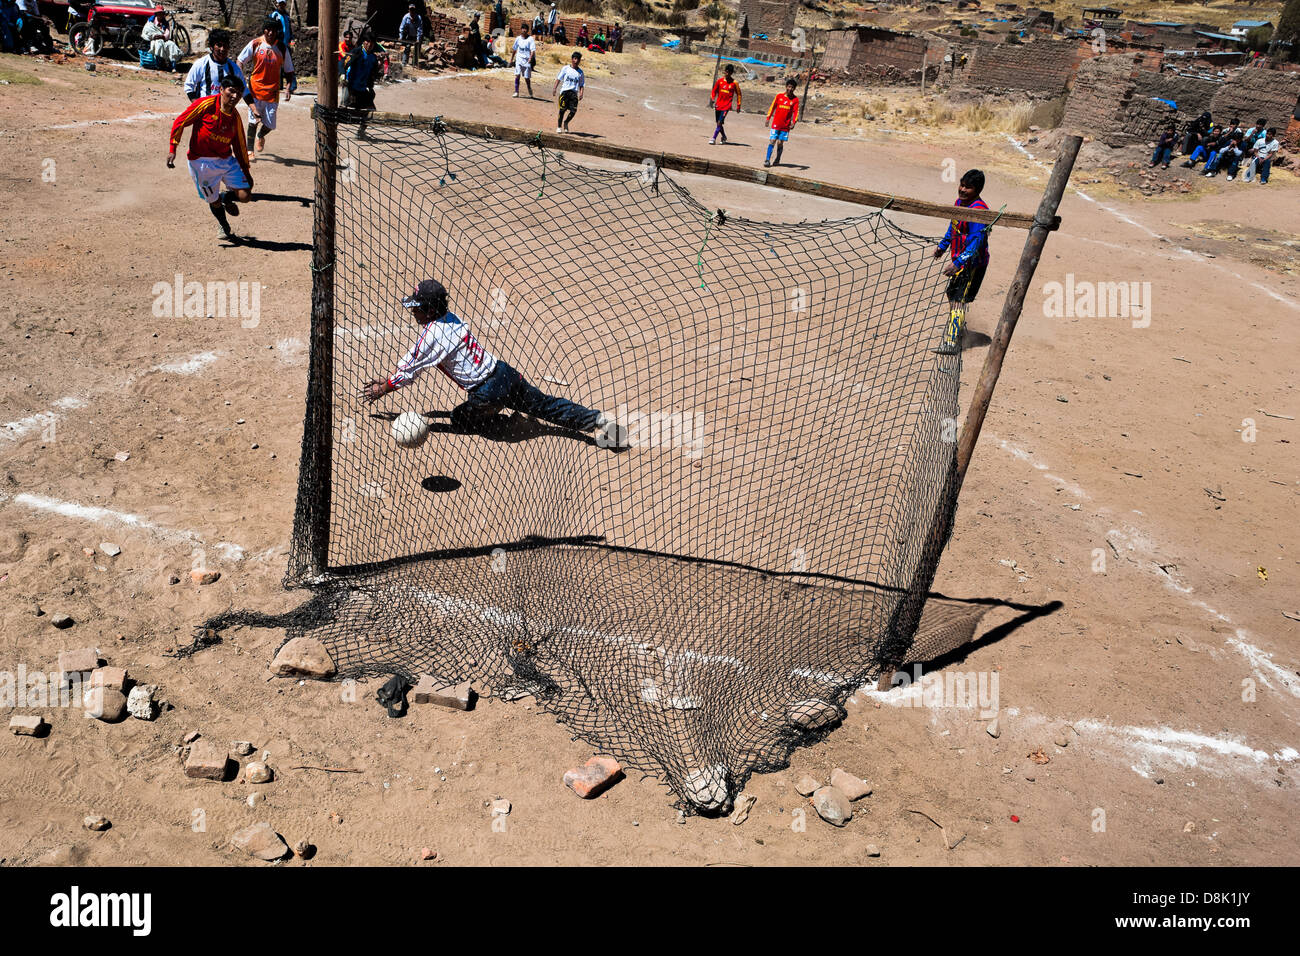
[268,108,987,810]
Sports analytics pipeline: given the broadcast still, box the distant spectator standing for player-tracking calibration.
[399,4,422,66]
[611,22,622,52]
[185,28,247,100]
[493,0,506,32]
[546,3,558,36]
[270,0,293,49]
[343,31,380,138]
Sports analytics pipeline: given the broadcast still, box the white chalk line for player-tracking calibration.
[0,491,255,564]
[989,431,1300,714]
[1006,134,1300,313]
[3,397,87,442]
[40,110,166,131]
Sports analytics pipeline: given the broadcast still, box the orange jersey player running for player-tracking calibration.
[237,18,296,160]
[709,63,741,145]
[168,73,253,243]
[763,78,800,168]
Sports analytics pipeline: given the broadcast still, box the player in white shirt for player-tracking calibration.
[552,50,584,133]
[184,29,247,100]
[362,279,628,448]
[511,23,536,98]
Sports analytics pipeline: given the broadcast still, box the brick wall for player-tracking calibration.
[1208,69,1300,130]
[1064,55,1300,146]
[955,38,1081,95]
[823,26,931,80]
[738,0,796,39]
[510,16,615,42]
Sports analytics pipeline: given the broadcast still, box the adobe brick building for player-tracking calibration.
[737,0,796,40]
[823,26,931,80]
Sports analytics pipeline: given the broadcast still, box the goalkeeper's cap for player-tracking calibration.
[402,279,449,316]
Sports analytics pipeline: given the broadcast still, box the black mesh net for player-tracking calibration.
[224,108,983,811]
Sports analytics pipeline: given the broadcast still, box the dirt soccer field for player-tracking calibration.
[0,45,1297,867]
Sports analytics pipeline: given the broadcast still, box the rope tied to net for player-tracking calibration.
[310,259,333,274]
[697,209,725,290]
[534,132,547,198]
[872,196,895,240]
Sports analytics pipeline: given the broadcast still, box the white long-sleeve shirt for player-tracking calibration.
[184,54,248,99]
[388,312,498,391]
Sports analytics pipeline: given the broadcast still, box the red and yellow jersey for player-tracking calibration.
[238,37,292,103]
[710,76,740,111]
[766,92,799,131]
[170,95,250,168]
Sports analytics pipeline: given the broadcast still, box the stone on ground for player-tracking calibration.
[184,740,232,780]
[58,647,99,683]
[795,774,820,796]
[83,686,127,723]
[230,822,290,861]
[270,637,337,679]
[83,815,111,831]
[830,768,871,800]
[9,714,46,736]
[90,666,127,691]
[787,698,843,730]
[190,568,221,585]
[563,756,624,799]
[812,786,853,827]
[684,765,729,811]
[730,793,757,825]
[412,675,475,710]
[126,684,157,720]
[245,762,274,784]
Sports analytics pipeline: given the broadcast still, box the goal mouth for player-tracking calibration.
[268,109,976,810]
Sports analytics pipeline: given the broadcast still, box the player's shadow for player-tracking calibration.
[716,141,754,149]
[251,192,313,207]
[961,330,992,351]
[556,130,604,139]
[263,155,317,168]
[226,236,313,252]
[769,162,811,171]
[425,410,602,447]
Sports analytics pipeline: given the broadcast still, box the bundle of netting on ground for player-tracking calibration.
[258,109,981,810]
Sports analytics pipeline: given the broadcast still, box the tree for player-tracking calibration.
[1278,0,1300,44]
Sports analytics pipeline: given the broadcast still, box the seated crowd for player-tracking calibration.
[1150,112,1284,185]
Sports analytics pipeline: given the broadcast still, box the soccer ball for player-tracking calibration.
[391,411,430,449]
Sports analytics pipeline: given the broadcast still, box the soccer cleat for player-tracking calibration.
[763,160,771,168]
[1226,175,1234,181]
[222,193,240,216]
[218,225,237,242]
[556,126,563,133]
[512,91,519,97]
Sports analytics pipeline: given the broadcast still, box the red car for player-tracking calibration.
[66,1,191,59]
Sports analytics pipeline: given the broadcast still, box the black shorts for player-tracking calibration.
[559,89,579,111]
[946,260,986,303]
[715,109,728,124]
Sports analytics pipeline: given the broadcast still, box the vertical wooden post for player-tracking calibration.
[302,0,339,578]
[875,135,1082,687]
[920,47,927,93]
[711,15,728,88]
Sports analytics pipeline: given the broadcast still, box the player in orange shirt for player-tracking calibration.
[237,18,296,160]
[763,78,800,168]
[709,63,741,146]
[167,73,254,242]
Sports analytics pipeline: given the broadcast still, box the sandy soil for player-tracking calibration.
[0,44,1297,866]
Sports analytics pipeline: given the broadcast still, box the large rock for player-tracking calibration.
[230,822,290,861]
[83,687,127,723]
[270,638,336,679]
[684,765,729,811]
[812,786,852,827]
[245,762,274,784]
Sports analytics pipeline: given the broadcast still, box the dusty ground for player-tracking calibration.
[0,44,1297,867]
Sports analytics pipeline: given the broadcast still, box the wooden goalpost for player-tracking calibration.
[304,0,1083,677]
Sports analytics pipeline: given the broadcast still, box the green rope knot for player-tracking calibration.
[697,210,725,290]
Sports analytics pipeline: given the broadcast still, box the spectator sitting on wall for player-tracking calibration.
[1240,117,1268,148]
[589,29,606,51]
[576,22,588,46]
[1149,123,1176,169]
[532,11,544,36]
[553,21,567,44]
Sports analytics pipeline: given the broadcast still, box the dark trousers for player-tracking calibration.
[451,361,601,432]
[1151,146,1171,166]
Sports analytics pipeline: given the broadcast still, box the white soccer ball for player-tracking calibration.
[391,411,430,449]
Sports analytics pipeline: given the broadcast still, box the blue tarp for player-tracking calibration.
[661,39,680,48]
[1151,97,1177,109]
[700,53,787,67]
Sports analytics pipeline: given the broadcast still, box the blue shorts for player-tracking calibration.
[769,129,790,142]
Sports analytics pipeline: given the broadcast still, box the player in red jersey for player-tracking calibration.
[763,78,799,168]
[168,73,254,243]
[709,63,742,145]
